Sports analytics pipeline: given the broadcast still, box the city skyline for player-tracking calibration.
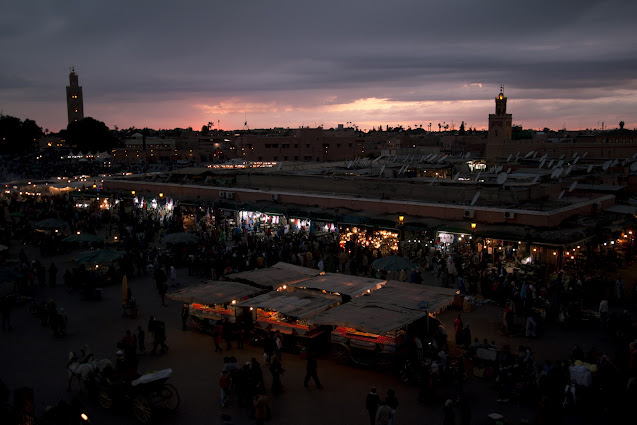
[1,0,636,133]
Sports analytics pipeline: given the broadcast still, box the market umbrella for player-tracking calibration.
[121,275,128,306]
[0,281,15,297]
[160,232,200,245]
[35,218,67,229]
[0,266,22,282]
[62,233,104,244]
[371,255,419,272]
[75,249,126,265]
[0,244,8,252]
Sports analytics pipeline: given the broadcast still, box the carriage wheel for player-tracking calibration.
[132,395,152,423]
[329,343,351,364]
[97,387,113,409]
[157,384,180,411]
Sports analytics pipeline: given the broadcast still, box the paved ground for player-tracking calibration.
[1,242,635,425]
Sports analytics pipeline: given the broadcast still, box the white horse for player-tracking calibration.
[67,345,113,392]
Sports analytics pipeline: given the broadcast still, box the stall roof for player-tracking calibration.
[308,281,456,335]
[604,204,637,216]
[226,262,320,289]
[166,281,264,305]
[235,290,340,319]
[288,273,386,297]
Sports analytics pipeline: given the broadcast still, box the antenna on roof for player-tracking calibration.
[471,191,481,206]
[496,172,508,186]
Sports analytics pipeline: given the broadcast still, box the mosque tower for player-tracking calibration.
[485,85,513,158]
[66,67,84,125]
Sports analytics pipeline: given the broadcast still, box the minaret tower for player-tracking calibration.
[66,67,84,125]
[488,85,512,143]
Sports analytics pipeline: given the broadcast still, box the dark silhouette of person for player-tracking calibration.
[303,351,323,389]
[365,387,380,425]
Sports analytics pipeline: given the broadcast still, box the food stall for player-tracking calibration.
[235,290,340,354]
[166,281,265,332]
[309,281,457,368]
[226,261,320,290]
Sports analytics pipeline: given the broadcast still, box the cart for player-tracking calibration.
[96,368,180,423]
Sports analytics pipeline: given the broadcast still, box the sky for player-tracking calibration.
[1,0,636,133]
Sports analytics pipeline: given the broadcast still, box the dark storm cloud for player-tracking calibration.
[1,0,635,129]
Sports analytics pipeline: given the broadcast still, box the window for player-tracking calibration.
[337,144,341,148]
[348,143,352,148]
[294,156,299,160]
[304,156,312,161]
[294,144,299,148]
[265,144,271,148]
[282,144,290,148]
[272,144,279,148]
[283,156,288,160]
[306,144,310,148]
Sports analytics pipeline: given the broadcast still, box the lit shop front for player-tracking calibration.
[238,210,282,233]
[130,194,176,220]
[339,227,399,257]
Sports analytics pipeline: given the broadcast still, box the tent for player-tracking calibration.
[308,281,456,335]
[227,262,320,289]
[288,273,386,298]
[235,290,340,320]
[167,281,264,305]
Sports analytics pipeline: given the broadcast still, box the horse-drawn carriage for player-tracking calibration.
[96,368,180,423]
[67,348,179,423]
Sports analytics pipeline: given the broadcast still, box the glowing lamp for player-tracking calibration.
[471,223,477,229]
[131,190,136,195]
[159,193,164,198]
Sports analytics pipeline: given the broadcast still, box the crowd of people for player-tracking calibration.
[1,186,636,424]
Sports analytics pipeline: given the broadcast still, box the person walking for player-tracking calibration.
[385,389,398,425]
[454,314,464,345]
[443,399,455,425]
[303,351,323,389]
[181,304,190,331]
[269,354,284,394]
[149,317,168,355]
[136,325,146,354]
[219,369,231,408]
[375,399,393,425]
[253,390,269,425]
[212,325,223,353]
[365,387,380,425]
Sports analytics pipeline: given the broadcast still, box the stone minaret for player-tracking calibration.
[66,67,84,125]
